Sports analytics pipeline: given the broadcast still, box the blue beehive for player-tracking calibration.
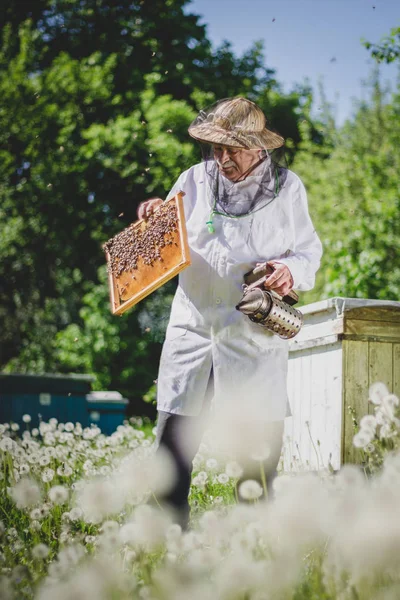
[86,391,129,435]
[0,373,94,429]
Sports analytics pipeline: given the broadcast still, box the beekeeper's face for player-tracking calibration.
[213,145,261,182]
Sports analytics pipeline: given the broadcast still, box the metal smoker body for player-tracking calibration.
[236,264,304,340]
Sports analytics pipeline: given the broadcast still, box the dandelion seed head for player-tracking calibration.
[49,485,69,505]
[217,473,229,485]
[369,382,390,405]
[10,477,42,508]
[42,468,55,483]
[360,415,377,434]
[32,543,50,560]
[101,520,119,535]
[353,430,374,448]
[238,480,263,501]
[69,507,83,522]
[225,461,243,479]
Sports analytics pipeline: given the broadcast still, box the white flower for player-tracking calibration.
[192,475,206,489]
[369,382,389,405]
[76,478,124,523]
[225,461,244,479]
[44,433,56,446]
[10,478,42,508]
[57,464,73,477]
[98,531,121,552]
[206,458,218,471]
[32,428,39,437]
[375,408,388,426]
[250,444,271,462]
[380,395,400,423]
[69,507,83,522]
[22,415,32,424]
[42,468,55,483]
[19,464,30,475]
[359,415,377,434]
[84,535,96,545]
[238,479,263,501]
[39,503,51,518]
[30,508,44,521]
[196,471,208,483]
[32,543,50,559]
[166,523,182,541]
[130,505,170,551]
[379,423,394,439]
[49,485,69,505]
[0,437,14,452]
[353,429,374,448]
[124,549,137,564]
[11,423,20,432]
[217,473,229,485]
[101,520,119,535]
[30,520,41,531]
[119,522,138,545]
[39,455,51,467]
[58,543,85,568]
[64,422,74,432]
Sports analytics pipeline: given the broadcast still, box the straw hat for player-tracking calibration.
[188,97,285,150]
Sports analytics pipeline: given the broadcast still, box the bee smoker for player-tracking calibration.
[235,263,304,340]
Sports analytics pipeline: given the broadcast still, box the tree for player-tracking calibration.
[1,0,317,406]
[363,27,400,64]
[292,72,400,302]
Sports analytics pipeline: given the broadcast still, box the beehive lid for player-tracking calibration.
[86,391,129,404]
[290,297,400,351]
[0,373,94,394]
[104,192,190,315]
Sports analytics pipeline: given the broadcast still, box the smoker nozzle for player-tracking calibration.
[235,288,269,315]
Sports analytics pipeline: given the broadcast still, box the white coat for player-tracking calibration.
[156,162,322,421]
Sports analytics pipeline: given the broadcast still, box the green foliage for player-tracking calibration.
[0,0,313,403]
[54,266,164,399]
[292,71,400,302]
[363,26,400,64]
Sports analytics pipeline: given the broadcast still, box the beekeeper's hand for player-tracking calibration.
[263,261,294,297]
[137,197,163,220]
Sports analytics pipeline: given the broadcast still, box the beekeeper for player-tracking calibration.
[138,97,322,527]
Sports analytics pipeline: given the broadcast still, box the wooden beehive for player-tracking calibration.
[104,192,190,315]
[283,297,400,472]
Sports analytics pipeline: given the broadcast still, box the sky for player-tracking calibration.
[186,0,400,125]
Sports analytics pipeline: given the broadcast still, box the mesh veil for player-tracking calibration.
[200,144,288,217]
[189,98,289,218]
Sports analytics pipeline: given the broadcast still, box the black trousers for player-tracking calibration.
[155,374,284,528]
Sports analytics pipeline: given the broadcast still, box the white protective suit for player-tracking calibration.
[156,161,322,421]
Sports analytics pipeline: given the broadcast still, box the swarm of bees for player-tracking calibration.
[104,203,179,278]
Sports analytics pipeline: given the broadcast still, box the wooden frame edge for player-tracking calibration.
[108,192,191,316]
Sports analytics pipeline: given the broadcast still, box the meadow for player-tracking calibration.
[1,381,400,600]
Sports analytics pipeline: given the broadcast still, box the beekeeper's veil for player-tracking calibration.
[188,97,288,218]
